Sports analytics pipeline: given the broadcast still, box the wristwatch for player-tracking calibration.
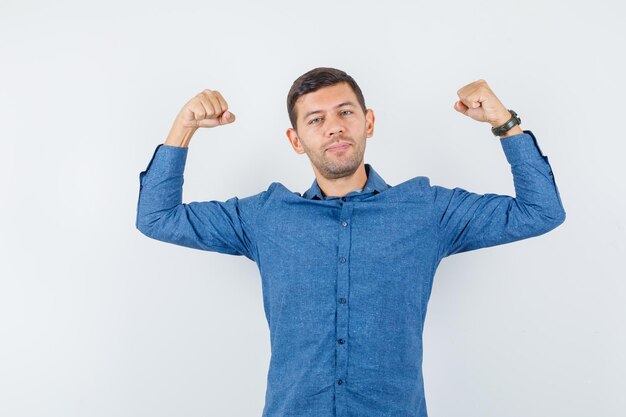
[491,110,521,137]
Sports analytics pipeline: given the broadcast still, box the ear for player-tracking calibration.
[286,127,306,154]
[365,108,375,138]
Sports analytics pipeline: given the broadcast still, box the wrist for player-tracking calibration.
[491,109,522,138]
[490,110,514,128]
[164,119,197,148]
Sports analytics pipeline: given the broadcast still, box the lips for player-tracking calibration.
[326,142,351,152]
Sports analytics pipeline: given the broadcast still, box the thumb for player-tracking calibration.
[219,110,236,125]
[454,100,469,114]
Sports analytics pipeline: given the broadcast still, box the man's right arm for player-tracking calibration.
[135,88,264,262]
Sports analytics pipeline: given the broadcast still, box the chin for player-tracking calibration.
[320,162,360,178]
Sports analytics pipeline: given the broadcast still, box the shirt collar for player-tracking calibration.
[302,163,389,200]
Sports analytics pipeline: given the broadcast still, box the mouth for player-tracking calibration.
[325,142,351,152]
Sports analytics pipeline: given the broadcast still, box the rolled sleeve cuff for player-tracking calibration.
[500,130,547,165]
[139,144,189,186]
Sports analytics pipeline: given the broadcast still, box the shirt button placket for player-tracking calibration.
[335,201,352,417]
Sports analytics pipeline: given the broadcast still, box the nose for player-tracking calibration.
[329,127,343,136]
[326,114,344,137]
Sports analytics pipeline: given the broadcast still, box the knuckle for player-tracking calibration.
[193,105,206,117]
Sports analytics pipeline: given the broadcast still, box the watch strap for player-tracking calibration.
[492,110,521,136]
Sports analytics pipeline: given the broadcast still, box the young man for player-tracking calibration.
[136,67,566,417]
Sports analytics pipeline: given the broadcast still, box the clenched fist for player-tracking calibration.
[453,80,514,128]
[165,89,236,147]
[177,89,236,128]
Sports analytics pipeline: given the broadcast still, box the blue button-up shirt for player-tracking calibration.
[136,130,565,417]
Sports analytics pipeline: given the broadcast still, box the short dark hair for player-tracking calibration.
[287,67,367,130]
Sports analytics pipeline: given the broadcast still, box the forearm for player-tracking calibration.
[500,131,566,227]
[135,145,187,235]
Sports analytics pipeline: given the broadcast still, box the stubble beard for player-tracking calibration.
[308,137,365,180]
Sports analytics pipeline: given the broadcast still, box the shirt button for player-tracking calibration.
[338,338,345,344]
[337,379,343,385]
[339,256,346,263]
[341,221,348,227]
[341,197,347,201]
[338,297,346,304]
[548,170,553,176]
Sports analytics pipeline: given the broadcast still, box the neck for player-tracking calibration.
[316,163,368,198]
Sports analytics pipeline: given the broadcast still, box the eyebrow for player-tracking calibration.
[302,101,357,121]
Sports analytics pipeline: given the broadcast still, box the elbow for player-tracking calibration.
[551,203,567,228]
[136,209,162,238]
[136,214,153,238]
[539,207,566,234]
[136,199,166,238]
[555,208,566,227]
[135,205,181,241]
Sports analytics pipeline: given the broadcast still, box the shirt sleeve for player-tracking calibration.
[432,130,566,259]
[135,144,266,262]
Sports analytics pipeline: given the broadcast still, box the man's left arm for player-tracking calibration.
[434,80,566,258]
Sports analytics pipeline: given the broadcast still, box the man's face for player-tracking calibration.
[286,82,375,180]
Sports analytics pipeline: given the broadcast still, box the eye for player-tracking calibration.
[309,117,321,125]
[341,110,353,115]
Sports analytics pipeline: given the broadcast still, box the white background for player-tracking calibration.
[1,1,624,416]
